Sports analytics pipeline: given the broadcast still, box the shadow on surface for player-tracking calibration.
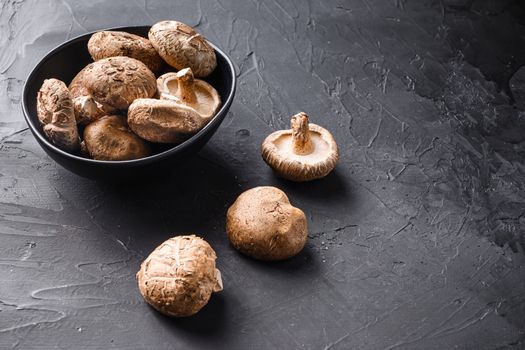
[271,169,350,202]
[83,147,241,251]
[153,292,229,336]
[232,242,321,278]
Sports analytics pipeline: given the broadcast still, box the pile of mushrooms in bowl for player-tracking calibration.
[35,21,224,162]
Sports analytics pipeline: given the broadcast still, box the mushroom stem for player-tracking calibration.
[291,112,314,155]
[213,268,223,292]
[176,68,198,105]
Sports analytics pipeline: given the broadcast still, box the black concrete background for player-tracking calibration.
[1,0,525,349]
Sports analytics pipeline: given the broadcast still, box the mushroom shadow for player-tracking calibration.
[271,169,350,202]
[231,242,322,278]
[97,147,237,195]
[83,147,241,252]
[153,292,229,337]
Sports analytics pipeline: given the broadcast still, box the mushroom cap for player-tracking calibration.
[262,122,339,182]
[88,31,164,73]
[128,98,207,144]
[69,65,117,126]
[69,66,91,98]
[36,78,80,152]
[157,69,221,120]
[136,235,223,317]
[83,115,151,161]
[226,186,308,261]
[148,20,217,77]
[82,56,157,110]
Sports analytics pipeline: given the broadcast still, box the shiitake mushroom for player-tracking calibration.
[88,31,163,73]
[136,235,223,317]
[157,67,221,121]
[80,56,157,110]
[37,78,80,152]
[262,112,339,181]
[148,20,217,77]
[226,186,308,261]
[83,115,151,161]
[127,67,221,144]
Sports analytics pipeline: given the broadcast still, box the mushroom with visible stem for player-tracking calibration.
[226,186,308,261]
[128,68,220,144]
[157,68,221,120]
[37,78,80,152]
[148,20,217,77]
[83,115,151,161]
[261,112,339,182]
[136,235,223,317]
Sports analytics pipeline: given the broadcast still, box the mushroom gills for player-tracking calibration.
[272,131,330,164]
[261,112,339,181]
[165,79,216,116]
[157,68,221,120]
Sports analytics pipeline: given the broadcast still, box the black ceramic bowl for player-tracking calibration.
[22,26,236,181]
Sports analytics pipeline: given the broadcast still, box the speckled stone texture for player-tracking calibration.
[1,0,524,349]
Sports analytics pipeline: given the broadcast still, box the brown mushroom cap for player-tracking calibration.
[36,78,80,152]
[148,20,217,77]
[69,66,91,98]
[88,31,164,73]
[69,66,117,126]
[157,68,221,120]
[82,56,157,110]
[136,235,223,317]
[83,115,151,161]
[226,186,308,261]
[261,112,339,182]
[128,98,207,144]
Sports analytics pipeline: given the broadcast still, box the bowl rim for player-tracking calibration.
[22,25,236,166]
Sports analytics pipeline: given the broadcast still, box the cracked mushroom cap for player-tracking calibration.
[136,235,223,317]
[83,115,151,161]
[69,66,117,126]
[36,78,80,152]
[157,68,221,121]
[71,95,116,127]
[88,31,164,73]
[148,20,217,77]
[128,98,207,144]
[226,186,308,261]
[81,56,157,110]
[261,112,339,182]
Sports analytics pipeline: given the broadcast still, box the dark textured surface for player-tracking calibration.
[1,0,525,349]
